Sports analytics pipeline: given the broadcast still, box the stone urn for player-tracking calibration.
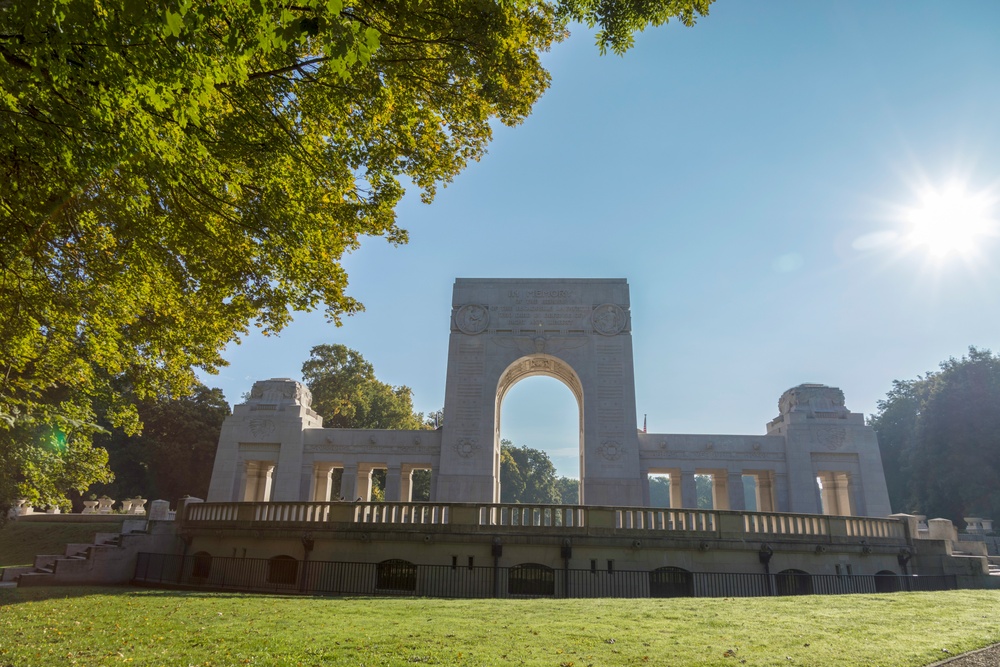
[130,498,147,515]
[97,496,114,514]
[45,506,61,514]
[82,500,99,514]
[120,499,134,514]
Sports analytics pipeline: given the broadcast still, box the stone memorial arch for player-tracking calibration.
[433,279,644,506]
[207,276,892,518]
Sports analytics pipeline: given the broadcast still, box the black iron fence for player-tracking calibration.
[133,553,958,599]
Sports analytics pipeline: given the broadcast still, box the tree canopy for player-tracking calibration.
[870,347,1000,523]
[0,0,711,518]
[301,343,424,429]
[0,0,712,424]
[500,439,582,504]
[87,385,231,505]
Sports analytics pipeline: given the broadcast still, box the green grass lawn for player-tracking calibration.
[0,521,128,568]
[0,588,997,666]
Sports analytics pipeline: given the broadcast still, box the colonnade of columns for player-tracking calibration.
[307,463,434,502]
[643,468,779,512]
[816,471,854,516]
[240,461,275,502]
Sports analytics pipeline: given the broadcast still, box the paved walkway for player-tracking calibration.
[928,643,1000,667]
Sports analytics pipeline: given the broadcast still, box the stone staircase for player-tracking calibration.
[0,521,177,587]
[2,531,127,587]
[946,545,999,578]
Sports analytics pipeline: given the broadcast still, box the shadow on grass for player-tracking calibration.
[0,585,322,605]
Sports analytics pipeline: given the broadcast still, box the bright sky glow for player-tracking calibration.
[903,183,996,259]
[200,2,1000,478]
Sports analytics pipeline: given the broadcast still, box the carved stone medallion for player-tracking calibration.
[597,440,624,461]
[591,304,626,336]
[814,425,847,451]
[454,438,479,458]
[248,419,276,438]
[456,304,489,334]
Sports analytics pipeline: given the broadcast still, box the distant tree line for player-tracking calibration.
[870,347,1000,524]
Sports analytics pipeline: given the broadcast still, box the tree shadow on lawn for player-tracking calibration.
[0,585,286,605]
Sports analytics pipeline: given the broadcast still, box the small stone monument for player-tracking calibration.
[147,500,170,521]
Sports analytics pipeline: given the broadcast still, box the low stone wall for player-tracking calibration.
[15,514,131,524]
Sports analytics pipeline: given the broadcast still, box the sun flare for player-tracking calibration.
[903,183,996,258]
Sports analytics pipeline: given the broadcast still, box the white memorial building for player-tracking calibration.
[207,278,892,518]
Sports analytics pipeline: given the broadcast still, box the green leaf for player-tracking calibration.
[163,10,183,38]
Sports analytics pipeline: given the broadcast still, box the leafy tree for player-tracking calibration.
[411,469,432,501]
[302,344,423,430]
[500,439,560,504]
[302,344,425,501]
[1,421,112,516]
[425,410,444,430]
[648,475,671,507]
[0,0,711,518]
[696,474,713,509]
[870,347,1000,523]
[555,476,579,504]
[86,385,231,505]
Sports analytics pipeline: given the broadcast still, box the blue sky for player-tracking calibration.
[201,1,1000,478]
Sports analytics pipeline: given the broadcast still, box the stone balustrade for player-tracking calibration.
[744,512,828,537]
[357,503,450,525]
[482,504,585,528]
[844,516,905,539]
[180,501,912,546]
[616,508,715,533]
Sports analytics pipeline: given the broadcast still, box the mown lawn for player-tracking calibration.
[0,588,997,666]
[0,521,127,568]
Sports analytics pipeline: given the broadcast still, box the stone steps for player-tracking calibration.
[10,531,127,587]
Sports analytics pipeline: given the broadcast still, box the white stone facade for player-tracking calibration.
[207,278,893,517]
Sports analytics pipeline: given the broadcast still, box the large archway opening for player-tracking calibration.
[496,356,583,505]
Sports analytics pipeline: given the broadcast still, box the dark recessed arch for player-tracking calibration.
[376,559,417,593]
[267,555,298,586]
[874,569,900,593]
[508,563,556,597]
[650,566,693,597]
[191,551,213,579]
[775,569,812,596]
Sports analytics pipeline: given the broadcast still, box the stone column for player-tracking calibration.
[261,464,275,502]
[385,464,402,502]
[834,472,853,516]
[340,464,358,502]
[312,465,334,502]
[774,472,790,512]
[241,461,260,502]
[235,460,250,503]
[727,470,746,511]
[756,472,775,512]
[355,466,373,502]
[400,466,414,503]
[680,470,698,509]
[669,471,683,509]
[818,472,835,514]
[712,472,730,510]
